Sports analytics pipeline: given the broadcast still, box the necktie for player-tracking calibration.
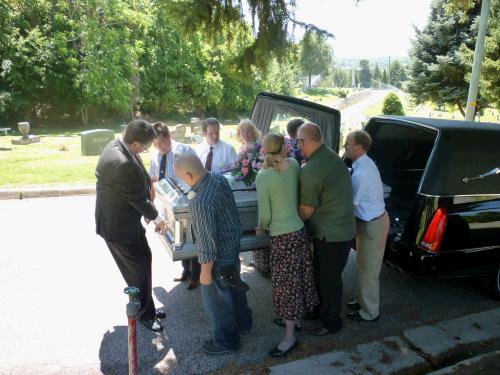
[159,154,167,180]
[205,146,213,171]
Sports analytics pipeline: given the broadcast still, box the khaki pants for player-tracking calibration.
[355,212,390,320]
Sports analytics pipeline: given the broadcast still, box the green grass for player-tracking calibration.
[0,125,244,188]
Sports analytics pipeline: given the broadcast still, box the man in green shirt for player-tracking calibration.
[298,122,355,336]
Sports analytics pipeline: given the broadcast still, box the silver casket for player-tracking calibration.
[154,92,341,260]
[154,175,269,260]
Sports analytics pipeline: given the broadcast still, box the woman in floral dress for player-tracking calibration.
[255,134,319,357]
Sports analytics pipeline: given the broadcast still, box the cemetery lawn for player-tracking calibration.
[0,125,239,188]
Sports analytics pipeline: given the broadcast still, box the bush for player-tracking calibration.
[382,93,405,115]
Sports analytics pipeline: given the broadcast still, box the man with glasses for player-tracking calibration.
[297,122,355,336]
[343,130,389,322]
[149,122,200,290]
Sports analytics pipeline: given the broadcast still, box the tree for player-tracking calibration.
[389,60,406,89]
[299,30,333,89]
[382,93,405,115]
[459,0,500,110]
[162,0,337,75]
[359,59,372,88]
[381,69,388,84]
[407,0,481,116]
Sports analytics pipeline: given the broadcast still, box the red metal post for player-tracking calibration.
[124,286,140,375]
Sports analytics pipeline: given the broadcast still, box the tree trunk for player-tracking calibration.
[81,106,88,126]
[308,73,311,89]
[457,102,465,118]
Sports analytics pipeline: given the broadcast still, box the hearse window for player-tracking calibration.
[268,110,305,136]
[367,122,437,214]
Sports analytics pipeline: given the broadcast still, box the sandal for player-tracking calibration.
[269,340,298,358]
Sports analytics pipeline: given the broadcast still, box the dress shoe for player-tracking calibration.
[173,272,190,282]
[307,324,341,336]
[269,340,298,358]
[201,339,238,355]
[347,301,361,311]
[139,318,163,333]
[156,309,166,319]
[272,317,302,332]
[347,311,380,322]
[187,280,200,290]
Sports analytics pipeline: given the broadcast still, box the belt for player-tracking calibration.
[356,211,386,223]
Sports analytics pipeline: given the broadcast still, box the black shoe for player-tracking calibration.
[307,324,341,336]
[347,311,379,322]
[347,301,361,311]
[272,317,302,332]
[139,318,163,332]
[269,340,298,358]
[187,280,200,290]
[173,272,190,282]
[156,309,166,319]
[201,339,238,355]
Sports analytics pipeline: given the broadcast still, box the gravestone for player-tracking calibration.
[81,129,115,156]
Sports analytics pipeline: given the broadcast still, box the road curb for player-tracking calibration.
[269,307,500,374]
[0,185,96,200]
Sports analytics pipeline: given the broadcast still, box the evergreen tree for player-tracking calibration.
[359,59,372,88]
[407,0,481,116]
[381,70,388,84]
[382,93,405,115]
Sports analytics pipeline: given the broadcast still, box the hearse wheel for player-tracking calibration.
[489,263,500,299]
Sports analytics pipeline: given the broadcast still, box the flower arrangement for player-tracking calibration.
[230,142,265,186]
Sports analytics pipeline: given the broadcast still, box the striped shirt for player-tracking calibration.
[189,172,241,265]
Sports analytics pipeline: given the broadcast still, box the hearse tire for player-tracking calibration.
[488,264,500,299]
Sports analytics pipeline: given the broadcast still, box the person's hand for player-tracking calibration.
[200,269,212,285]
[255,227,266,237]
[155,220,167,235]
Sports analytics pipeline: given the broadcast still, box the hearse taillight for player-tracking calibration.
[419,207,448,252]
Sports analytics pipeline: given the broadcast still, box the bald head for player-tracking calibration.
[297,122,323,158]
[174,154,206,187]
[297,122,323,142]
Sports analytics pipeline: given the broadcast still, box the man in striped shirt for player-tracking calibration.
[174,154,252,355]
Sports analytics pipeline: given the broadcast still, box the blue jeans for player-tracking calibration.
[201,261,252,350]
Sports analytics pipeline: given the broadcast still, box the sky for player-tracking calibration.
[293,0,433,59]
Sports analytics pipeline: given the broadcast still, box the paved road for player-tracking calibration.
[0,196,498,374]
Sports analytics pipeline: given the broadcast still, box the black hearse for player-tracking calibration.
[363,116,500,298]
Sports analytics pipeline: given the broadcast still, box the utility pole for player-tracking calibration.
[465,0,491,122]
[388,56,391,86]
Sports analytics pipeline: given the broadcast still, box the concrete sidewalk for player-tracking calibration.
[0,184,95,199]
[270,308,500,375]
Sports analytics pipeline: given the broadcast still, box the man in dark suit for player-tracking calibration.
[95,120,167,332]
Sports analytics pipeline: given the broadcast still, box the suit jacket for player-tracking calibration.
[95,139,158,243]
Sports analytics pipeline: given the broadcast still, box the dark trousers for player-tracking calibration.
[313,237,352,331]
[105,231,156,321]
[181,258,201,282]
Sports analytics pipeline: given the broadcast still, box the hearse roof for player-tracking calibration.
[367,116,500,196]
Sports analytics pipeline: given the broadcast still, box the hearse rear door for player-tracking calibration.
[250,92,342,151]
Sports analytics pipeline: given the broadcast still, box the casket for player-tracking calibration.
[154,175,269,260]
[154,92,341,260]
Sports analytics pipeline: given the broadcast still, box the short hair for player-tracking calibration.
[152,122,170,138]
[351,130,372,152]
[202,118,220,133]
[286,118,305,139]
[236,118,261,143]
[123,120,157,145]
[174,153,205,175]
[298,122,322,142]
